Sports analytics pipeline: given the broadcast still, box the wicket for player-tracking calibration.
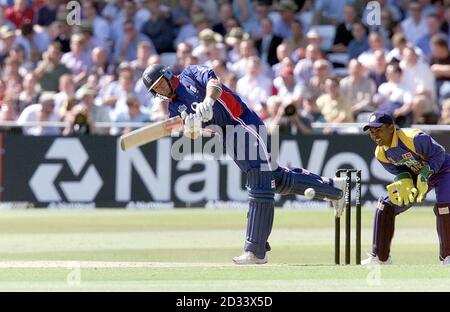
[334,169,362,265]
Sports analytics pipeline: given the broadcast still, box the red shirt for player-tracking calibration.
[5,7,34,29]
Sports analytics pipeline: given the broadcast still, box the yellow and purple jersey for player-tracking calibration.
[375,128,450,183]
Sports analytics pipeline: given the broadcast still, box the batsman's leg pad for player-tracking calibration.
[273,167,342,200]
[372,198,396,262]
[434,203,450,261]
[244,168,275,259]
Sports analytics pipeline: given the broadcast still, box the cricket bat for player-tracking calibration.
[119,116,184,151]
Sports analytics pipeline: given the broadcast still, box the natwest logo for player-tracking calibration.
[29,138,103,202]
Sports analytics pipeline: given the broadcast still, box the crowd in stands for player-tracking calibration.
[0,0,449,136]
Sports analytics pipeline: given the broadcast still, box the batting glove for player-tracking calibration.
[416,165,433,203]
[194,97,215,122]
[386,172,418,206]
[181,111,202,140]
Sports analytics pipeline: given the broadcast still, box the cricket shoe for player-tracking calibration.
[361,254,392,265]
[443,256,450,265]
[232,251,268,265]
[331,177,348,217]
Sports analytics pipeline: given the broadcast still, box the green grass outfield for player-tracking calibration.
[0,207,449,291]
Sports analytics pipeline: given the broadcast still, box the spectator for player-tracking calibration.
[386,32,409,63]
[230,39,262,78]
[18,21,49,64]
[224,27,249,64]
[377,63,414,126]
[5,0,33,29]
[377,8,400,50]
[416,14,445,60]
[232,0,256,34]
[34,42,70,92]
[172,0,193,29]
[419,0,437,18]
[82,1,110,44]
[273,66,303,101]
[0,25,17,63]
[347,21,369,60]
[54,74,76,117]
[172,42,193,75]
[313,0,352,25]
[102,0,125,24]
[266,95,312,135]
[340,59,376,115]
[236,56,272,114]
[51,18,72,53]
[72,85,111,135]
[332,4,358,53]
[175,11,210,48]
[17,92,61,136]
[78,22,109,59]
[212,2,234,37]
[284,19,308,61]
[316,78,354,124]
[192,28,223,64]
[302,59,331,107]
[210,59,231,84]
[3,56,23,95]
[149,96,169,121]
[203,42,227,67]
[18,72,39,111]
[294,44,326,86]
[113,19,155,63]
[441,4,450,34]
[141,0,176,54]
[90,46,113,82]
[131,41,153,82]
[438,98,450,124]
[194,0,219,23]
[61,33,92,85]
[272,0,298,38]
[429,34,450,103]
[243,1,272,39]
[368,50,388,89]
[0,96,20,134]
[400,45,437,110]
[36,0,58,27]
[305,29,323,52]
[401,1,427,45]
[255,17,283,67]
[110,0,138,44]
[111,95,150,135]
[0,6,15,30]
[102,64,140,116]
[9,44,30,74]
[272,43,293,77]
[358,32,387,70]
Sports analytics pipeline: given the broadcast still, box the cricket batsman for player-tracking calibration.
[142,64,348,264]
[362,112,450,265]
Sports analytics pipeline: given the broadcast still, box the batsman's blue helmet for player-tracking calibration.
[142,64,173,96]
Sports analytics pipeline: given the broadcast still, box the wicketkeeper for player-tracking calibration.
[363,112,450,265]
[142,64,348,264]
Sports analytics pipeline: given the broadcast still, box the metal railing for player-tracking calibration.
[0,121,449,132]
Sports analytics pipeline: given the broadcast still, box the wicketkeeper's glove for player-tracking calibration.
[416,165,433,203]
[386,172,418,206]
